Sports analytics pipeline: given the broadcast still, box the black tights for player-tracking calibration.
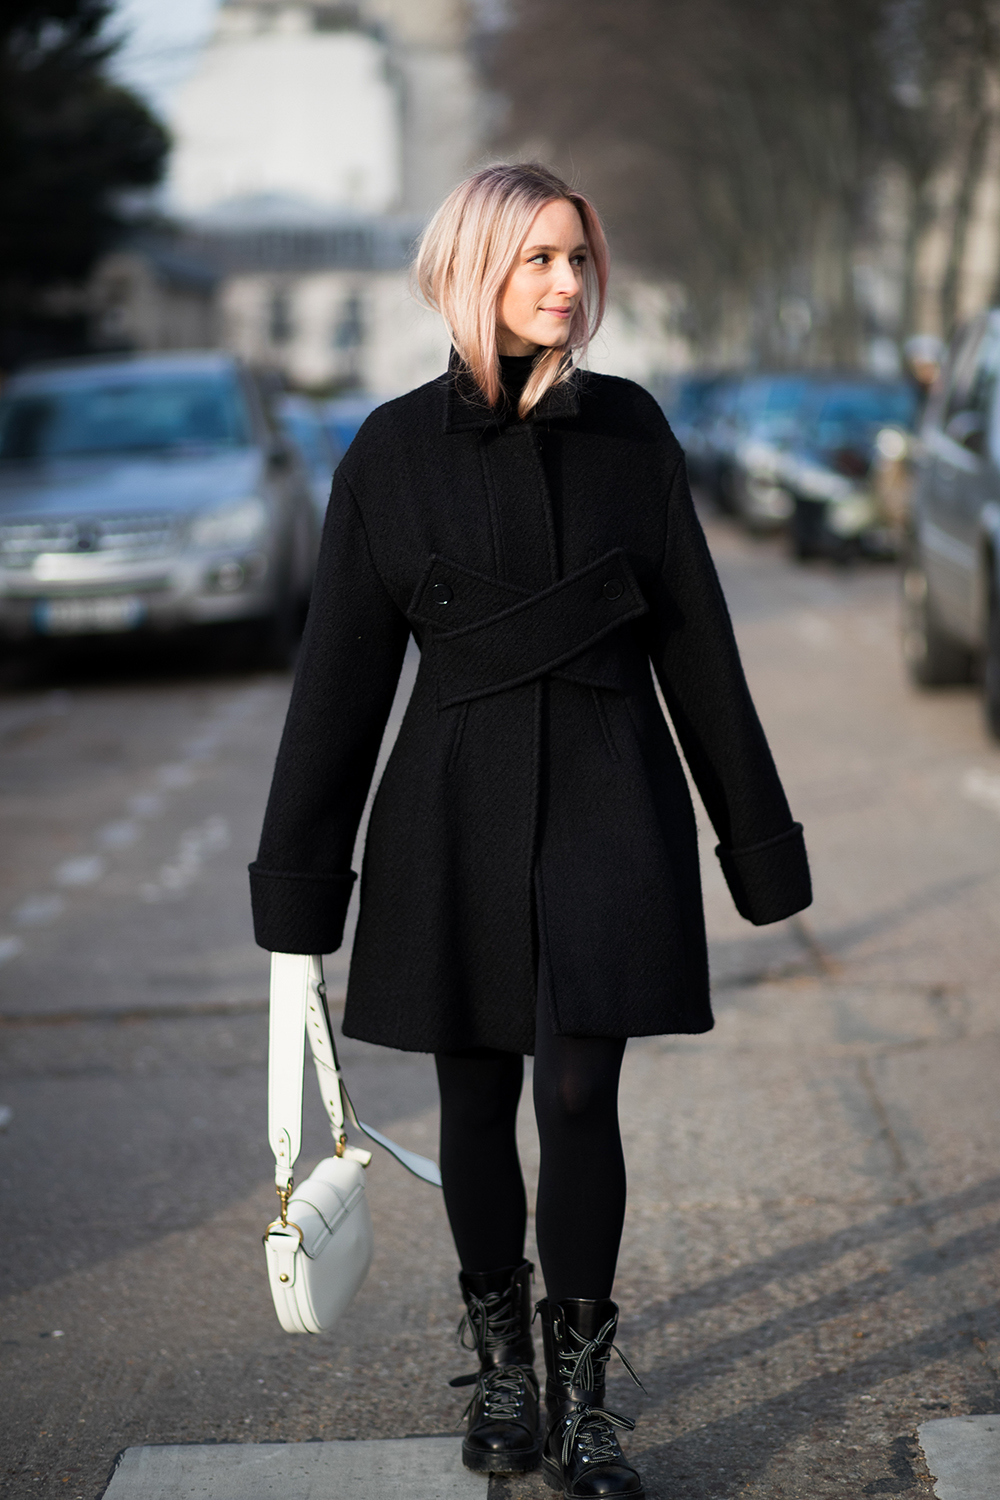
[434,997,626,1302]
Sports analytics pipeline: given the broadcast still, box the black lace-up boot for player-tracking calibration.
[452,1259,541,1474]
[537,1297,644,1498]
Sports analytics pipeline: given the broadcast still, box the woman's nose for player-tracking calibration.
[551,257,580,294]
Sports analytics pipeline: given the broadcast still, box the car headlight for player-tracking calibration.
[739,439,784,479]
[189,497,269,550]
[790,463,853,503]
[827,492,876,537]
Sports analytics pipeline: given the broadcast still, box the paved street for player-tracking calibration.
[2,508,999,1500]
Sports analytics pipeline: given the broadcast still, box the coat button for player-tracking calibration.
[602,578,624,601]
[431,582,453,605]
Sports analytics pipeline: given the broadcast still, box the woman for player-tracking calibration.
[250,162,811,1500]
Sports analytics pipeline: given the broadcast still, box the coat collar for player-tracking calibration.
[442,347,581,434]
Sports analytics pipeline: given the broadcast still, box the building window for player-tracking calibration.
[332,291,364,351]
[269,288,293,345]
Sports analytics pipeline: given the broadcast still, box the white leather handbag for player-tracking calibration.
[263,952,441,1335]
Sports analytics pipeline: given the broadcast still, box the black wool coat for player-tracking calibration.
[250,360,812,1055]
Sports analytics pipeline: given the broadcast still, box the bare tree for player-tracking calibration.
[485,0,1000,361]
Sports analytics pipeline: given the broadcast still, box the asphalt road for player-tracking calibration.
[2,507,999,1500]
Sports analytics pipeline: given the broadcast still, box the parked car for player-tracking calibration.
[904,309,1000,735]
[322,394,386,457]
[0,352,319,664]
[275,394,344,522]
[783,377,918,559]
[705,373,817,526]
[655,372,735,487]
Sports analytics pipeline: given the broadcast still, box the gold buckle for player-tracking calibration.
[263,1217,303,1245]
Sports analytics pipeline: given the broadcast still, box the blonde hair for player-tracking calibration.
[415,163,610,420]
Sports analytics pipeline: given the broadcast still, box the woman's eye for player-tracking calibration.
[571,255,587,268]
[528,253,549,265]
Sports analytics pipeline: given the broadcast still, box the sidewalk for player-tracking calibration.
[5,970,999,1499]
[4,527,1000,1499]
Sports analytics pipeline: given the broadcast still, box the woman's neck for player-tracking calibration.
[499,352,536,409]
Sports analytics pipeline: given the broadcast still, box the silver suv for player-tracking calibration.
[0,352,320,663]
[905,310,1000,736]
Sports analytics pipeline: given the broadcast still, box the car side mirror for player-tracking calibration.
[945,410,986,455]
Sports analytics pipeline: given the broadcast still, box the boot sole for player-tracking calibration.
[541,1454,644,1498]
[462,1442,542,1475]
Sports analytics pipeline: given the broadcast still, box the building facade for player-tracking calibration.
[90,0,690,392]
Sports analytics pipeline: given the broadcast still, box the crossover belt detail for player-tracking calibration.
[407,549,649,707]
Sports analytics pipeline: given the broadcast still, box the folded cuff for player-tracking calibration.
[715,822,812,926]
[249,863,357,954]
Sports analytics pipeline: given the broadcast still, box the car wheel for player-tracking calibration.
[984,569,1000,738]
[901,547,973,686]
[790,498,826,561]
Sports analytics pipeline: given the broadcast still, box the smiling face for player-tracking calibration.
[496,198,587,357]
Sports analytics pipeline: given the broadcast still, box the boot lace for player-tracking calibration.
[554,1314,644,1395]
[551,1315,645,1470]
[457,1288,521,1361]
[463,1363,534,1423]
[452,1287,534,1424]
[561,1404,635,1467]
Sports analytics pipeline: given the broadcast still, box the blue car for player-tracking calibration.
[0,352,319,662]
[782,378,918,559]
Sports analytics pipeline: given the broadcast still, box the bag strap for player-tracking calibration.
[268,952,442,1197]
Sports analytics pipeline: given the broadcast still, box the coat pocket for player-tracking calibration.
[445,701,469,772]
[590,687,621,763]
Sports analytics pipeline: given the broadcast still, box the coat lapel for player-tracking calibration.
[442,349,581,435]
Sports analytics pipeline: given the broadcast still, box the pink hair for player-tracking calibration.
[414,162,610,420]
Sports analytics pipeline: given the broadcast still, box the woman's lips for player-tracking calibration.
[541,306,573,317]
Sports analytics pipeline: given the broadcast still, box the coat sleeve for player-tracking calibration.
[647,453,811,925]
[248,469,410,953]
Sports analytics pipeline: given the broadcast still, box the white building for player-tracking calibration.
[97,0,690,392]
[168,0,479,220]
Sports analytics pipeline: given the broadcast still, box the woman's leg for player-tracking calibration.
[532,1011,643,1496]
[532,1009,627,1303]
[436,1049,541,1476]
[435,1048,527,1271]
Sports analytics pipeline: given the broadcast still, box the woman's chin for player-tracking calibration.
[533,331,571,351]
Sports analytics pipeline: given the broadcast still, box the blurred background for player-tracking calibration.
[4,0,999,385]
[5,7,1000,1500]
[6,0,1000,575]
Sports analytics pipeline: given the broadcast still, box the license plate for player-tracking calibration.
[35,595,146,635]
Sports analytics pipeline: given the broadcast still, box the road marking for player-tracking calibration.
[141,815,231,902]
[155,762,198,790]
[0,684,277,964]
[53,854,107,887]
[962,767,1000,816]
[98,819,141,849]
[12,893,65,926]
[126,792,165,818]
[0,936,24,967]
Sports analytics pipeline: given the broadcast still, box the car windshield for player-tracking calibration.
[0,375,253,460]
[280,411,337,473]
[809,382,917,449]
[663,376,726,425]
[739,378,813,419]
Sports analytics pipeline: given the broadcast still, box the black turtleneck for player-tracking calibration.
[499,353,537,414]
[497,352,566,571]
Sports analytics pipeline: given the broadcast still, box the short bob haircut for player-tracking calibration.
[415,162,610,420]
